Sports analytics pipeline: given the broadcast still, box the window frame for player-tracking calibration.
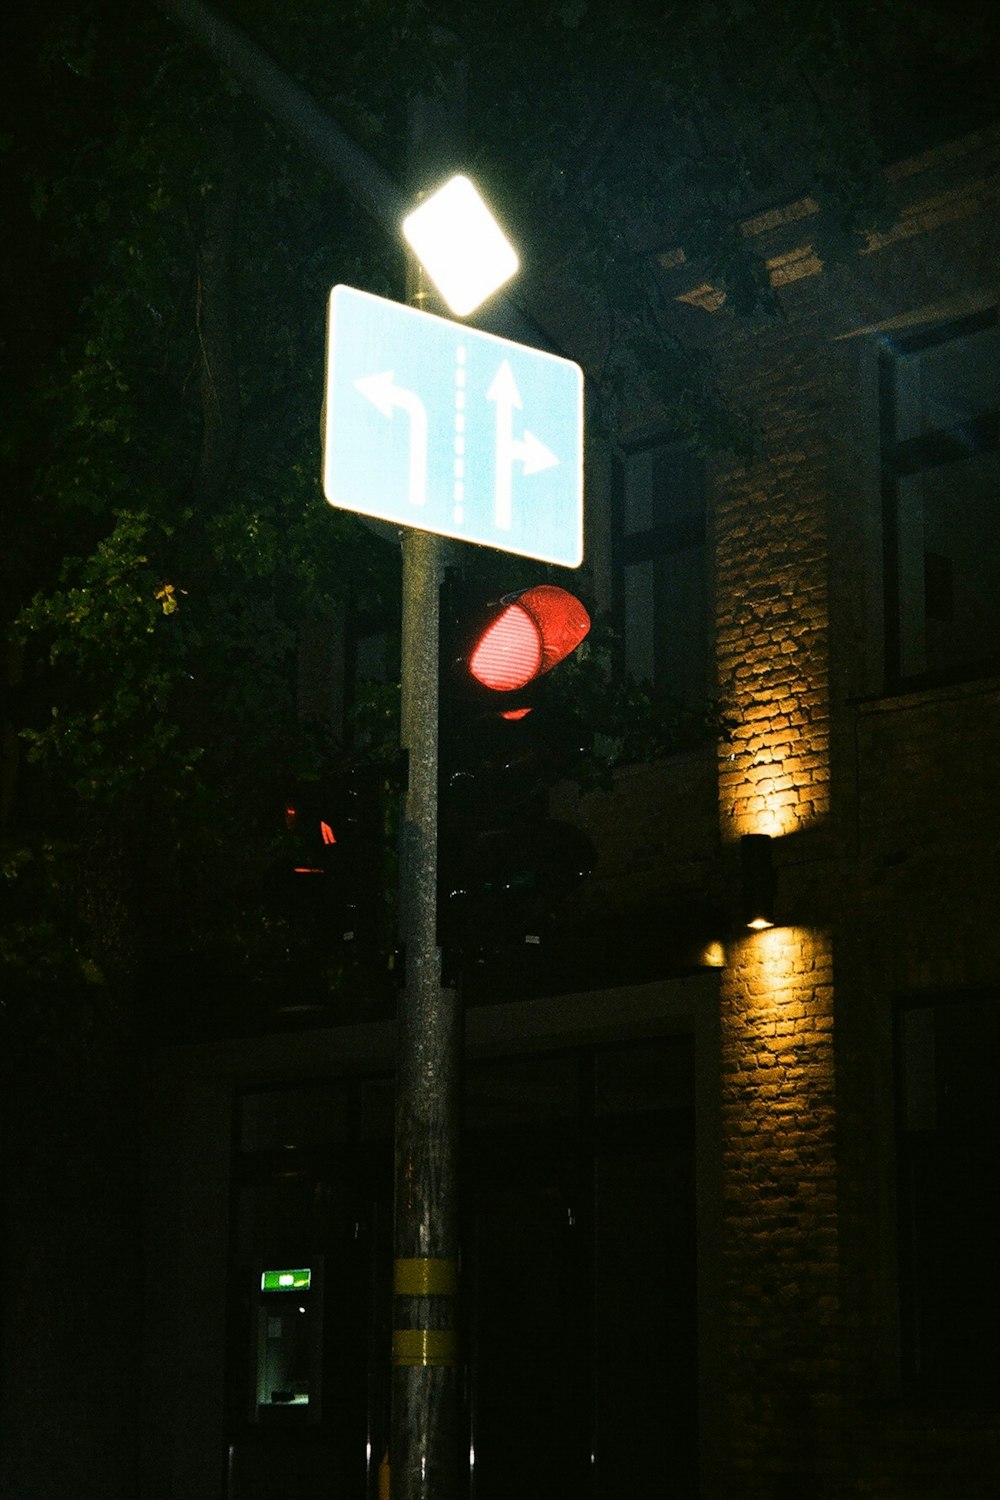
[611,434,709,711]
[879,307,1000,691]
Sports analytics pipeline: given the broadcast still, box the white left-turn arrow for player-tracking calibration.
[487,360,558,531]
[354,370,428,508]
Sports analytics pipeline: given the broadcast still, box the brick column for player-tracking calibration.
[719,927,840,1495]
[712,314,842,1494]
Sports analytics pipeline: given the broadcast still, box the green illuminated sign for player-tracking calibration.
[260,1267,311,1292]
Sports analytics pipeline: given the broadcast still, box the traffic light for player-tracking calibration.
[438,579,596,978]
[268,763,398,995]
[464,584,591,711]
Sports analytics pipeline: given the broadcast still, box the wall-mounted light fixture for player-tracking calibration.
[741,833,776,930]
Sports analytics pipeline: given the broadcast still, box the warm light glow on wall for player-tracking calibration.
[722,918,833,1038]
[718,918,838,1478]
[727,780,818,841]
[718,642,831,841]
[748,805,791,840]
[732,925,828,1018]
[701,940,727,968]
[754,923,814,980]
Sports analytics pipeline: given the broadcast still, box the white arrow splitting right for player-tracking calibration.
[354,370,428,508]
[486,359,559,531]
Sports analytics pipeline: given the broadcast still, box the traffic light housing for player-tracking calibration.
[267,763,399,999]
[438,578,595,979]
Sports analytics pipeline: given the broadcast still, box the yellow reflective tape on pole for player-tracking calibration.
[391,1328,457,1367]
[393,1257,458,1296]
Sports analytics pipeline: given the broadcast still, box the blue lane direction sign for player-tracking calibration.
[323,285,584,567]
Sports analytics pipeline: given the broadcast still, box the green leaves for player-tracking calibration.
[14,510,197,804]
[523,616,734,794]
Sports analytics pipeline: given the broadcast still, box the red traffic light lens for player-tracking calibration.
[468,586,590,693]
[469,604,542,691]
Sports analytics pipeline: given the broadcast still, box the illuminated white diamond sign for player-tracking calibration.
[402,175,519,317]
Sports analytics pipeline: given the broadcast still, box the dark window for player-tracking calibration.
[613,439,709,712]
[880,311,1000,686]
[895,993,1000,1398]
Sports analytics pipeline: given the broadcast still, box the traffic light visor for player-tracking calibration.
[468,586,590,692]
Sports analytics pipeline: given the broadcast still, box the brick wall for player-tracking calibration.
[719,928,840,1496]
[708,272,844,1492]
[713,308,833,844]
[697,128,1000,1498]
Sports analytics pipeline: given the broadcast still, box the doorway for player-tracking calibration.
[464,1041,698,1499]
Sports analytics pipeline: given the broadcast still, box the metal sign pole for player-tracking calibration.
[392,512,462,1499]
[390,75,465,1494]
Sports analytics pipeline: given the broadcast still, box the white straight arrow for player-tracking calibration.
[486,359,559,531]
[354,370,428,507]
